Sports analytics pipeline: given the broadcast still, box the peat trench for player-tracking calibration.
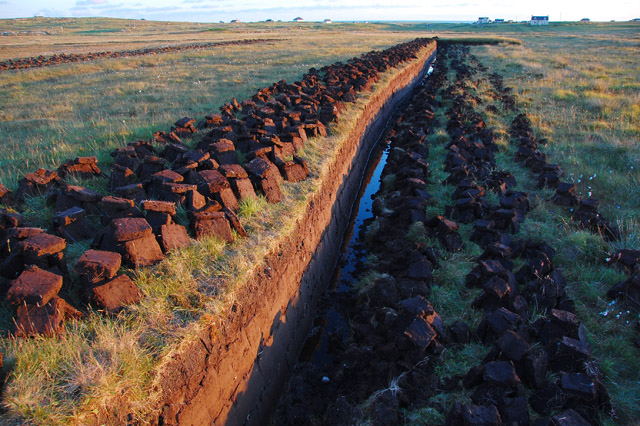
[272,44,614,425]
[0,39,438,424]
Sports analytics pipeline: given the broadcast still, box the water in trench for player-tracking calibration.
[298,140,390,371]
[296,62,435,374]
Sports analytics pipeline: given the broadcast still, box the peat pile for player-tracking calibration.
[0,38,276,72]
[508,113,619,241]
[0,38,435,339]
[607,249,640,312]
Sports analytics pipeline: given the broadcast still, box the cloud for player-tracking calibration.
[35,8,68,17]
[75,0,109,5]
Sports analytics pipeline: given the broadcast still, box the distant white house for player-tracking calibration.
[530,16,549,25]
[478,17,489,24]
[323,19,332,24]
[293,17,304,22]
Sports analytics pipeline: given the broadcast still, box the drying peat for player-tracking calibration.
[0,38,276,72]
[274,44,616,425]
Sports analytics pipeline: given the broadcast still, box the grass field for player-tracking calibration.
[0,17,638,424]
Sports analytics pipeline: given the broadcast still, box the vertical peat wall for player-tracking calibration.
[152,42,437,426]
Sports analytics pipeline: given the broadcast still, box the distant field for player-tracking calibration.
[0,17,638,425]
[0,19,426,188]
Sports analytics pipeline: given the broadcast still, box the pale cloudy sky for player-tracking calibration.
[0,0,638,22]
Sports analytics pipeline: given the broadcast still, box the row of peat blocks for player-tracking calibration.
[0,38,436,338]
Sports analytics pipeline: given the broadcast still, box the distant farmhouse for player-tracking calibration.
[530,16,549,25]
[477,17,489,24]
[494,19,505,23]
[293,17,304,22]
[324,19,332,24]
[632,18,640,22]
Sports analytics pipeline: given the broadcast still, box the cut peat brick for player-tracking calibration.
[111,217,153,242]
[230,177,257,200]
[15,296,81,337]
[191,211,234,243]
[6,265,63,306]
[74,249,121,284]
[122,234,164,267]
[159,224,191,252]
[223,207,247,238]
[17,233,66,257]
[54,206,95,242]
[142,200,176,215]
[91,275,142,313]
[258,176,283,203]
[7,227,44,240]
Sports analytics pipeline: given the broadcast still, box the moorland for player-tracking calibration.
[0,17,638,425]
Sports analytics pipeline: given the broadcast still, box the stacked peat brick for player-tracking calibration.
[0,38,437,338]
[509,113,619,241]
[606,249,640,311]
[0,39,276,72]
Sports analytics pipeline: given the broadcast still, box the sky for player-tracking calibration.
[0,0,639,23]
